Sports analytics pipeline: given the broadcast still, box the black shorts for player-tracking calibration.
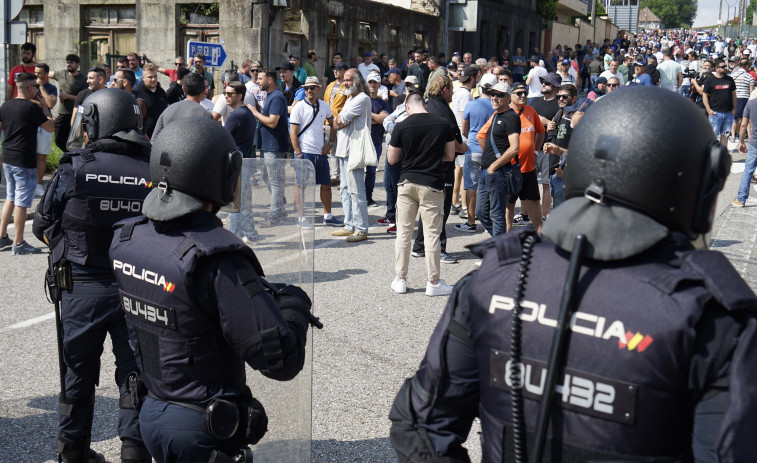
[507,169,540,203]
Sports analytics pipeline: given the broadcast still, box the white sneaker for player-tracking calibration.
[474,260,482,269]
[391,277,407,294]
[35,184,45,197]
[426,279,453,297]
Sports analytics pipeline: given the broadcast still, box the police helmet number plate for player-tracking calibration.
[490,350,637,424]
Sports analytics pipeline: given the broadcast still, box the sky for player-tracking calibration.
[693,0,736,27]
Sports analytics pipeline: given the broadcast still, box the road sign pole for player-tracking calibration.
[1,2,8,102]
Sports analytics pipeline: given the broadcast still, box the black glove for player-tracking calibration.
[261,279,323,329]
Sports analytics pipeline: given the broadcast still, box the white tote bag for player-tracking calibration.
[346,126,378,171]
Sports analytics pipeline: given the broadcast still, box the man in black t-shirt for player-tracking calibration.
[703,59,737,146]
[0,73,54,254]
[529,73,562,218]
[474,82,520,237]
[388,91,456,297]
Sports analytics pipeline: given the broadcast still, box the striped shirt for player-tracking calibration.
[731,68,754,99]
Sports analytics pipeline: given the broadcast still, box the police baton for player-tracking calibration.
[259,277,323,330]
[45,252,67,395]
[531,234,586,463]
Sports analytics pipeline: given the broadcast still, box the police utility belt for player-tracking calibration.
[147,391,268,445]
[46,258,115,303]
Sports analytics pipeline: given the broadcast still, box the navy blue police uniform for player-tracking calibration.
[389,86,757,462]
[34,136,153,462]
[389,229,757,462]
[109,212,309,461]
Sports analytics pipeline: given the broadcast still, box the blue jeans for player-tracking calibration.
[738,143,757,203]
[3,163,36,208]
[709,111,734,137]
[262,151,286,216]
[339,156,369,232]
[384,156,402,220]
[550,173,564,209]
[475,168,508,236]
[678,84,691,97]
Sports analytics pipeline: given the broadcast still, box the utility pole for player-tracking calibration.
[720,0,724,23]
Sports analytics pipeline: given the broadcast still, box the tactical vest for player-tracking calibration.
[60,150,151,269]
[110,215,264,403]
[465,230,756,462]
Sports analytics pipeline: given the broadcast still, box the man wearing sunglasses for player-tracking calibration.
[630,58,653,86]
[143,55,186,83]
[703,59,737,147]
[474,82,520,237]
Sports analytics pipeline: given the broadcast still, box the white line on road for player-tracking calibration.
[0,311,55,333]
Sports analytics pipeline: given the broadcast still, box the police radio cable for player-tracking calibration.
[530,234,587,463]
[510,233,537,463]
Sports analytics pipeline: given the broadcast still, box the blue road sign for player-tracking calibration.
[187,40,227,67]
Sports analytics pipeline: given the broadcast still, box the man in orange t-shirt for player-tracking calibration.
[506,81,545,232]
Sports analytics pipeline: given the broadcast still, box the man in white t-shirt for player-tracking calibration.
[357,52,380,80]
[525,56,548,103]
[599,59,624,84]
[290,76,343,227]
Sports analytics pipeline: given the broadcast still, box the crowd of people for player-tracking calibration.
[2,27,757,461]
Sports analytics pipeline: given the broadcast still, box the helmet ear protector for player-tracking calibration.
[80,103,99,140]
[691,141,730,235]
[222,149,243,205]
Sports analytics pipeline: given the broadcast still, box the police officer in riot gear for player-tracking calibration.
[33,88,152,463]
[109,117,313,462]
[388,86,757,462]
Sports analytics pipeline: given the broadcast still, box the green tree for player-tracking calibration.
[596,1,606,15]
[640,0,697,28]
[537,0,557,22]
[748,0,757,25]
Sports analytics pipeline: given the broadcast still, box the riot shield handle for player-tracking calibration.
[260,277,323,330]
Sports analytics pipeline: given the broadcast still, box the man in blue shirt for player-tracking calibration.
[249,68,290,223]
[511,48,527,83]
[457,74,496,233]
[630,59,653,86]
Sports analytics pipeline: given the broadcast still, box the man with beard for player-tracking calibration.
[248,68,290,226]
[50,54,87,150]
[7,42,37,99]
[330,69,372,242]
[542,84,577,208]
[529,72,562,218]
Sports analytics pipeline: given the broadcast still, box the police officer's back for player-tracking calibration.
[389,87,757,462]
[109,117,312,462]
[33,88,152,463]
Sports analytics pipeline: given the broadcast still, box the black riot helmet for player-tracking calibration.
[543,86,730,260]
[66,88,143,150]
[142,117,242,221]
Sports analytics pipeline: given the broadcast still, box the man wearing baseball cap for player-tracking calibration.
[474,82,520,237]
[630,58,653,86]
[358,51,380,80]
[290,76,344,227]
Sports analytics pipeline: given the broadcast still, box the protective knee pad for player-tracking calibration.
[121,443,151,463]
[59,392,96,437]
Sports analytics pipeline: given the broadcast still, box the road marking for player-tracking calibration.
[731,162,745,174]
[0,311,55,333]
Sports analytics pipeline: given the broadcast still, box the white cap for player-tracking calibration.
[479,73,497,89]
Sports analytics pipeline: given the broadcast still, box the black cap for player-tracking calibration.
[334,62,350,71]
[459,65,478,82]
[276,62,295,71]
[529,56,540,63]
[406,83,423,95]
[511,81,527,92]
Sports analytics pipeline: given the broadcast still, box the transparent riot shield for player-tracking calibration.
[222,157,315,462]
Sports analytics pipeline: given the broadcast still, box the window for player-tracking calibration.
[84,6,137,69]
[19,6,45,60]
[327,17,340,66]
[179,3,220,62]
[414,31,428,50]
[358,22,372,42]
[388,26,400,59]
[179,3,219,25]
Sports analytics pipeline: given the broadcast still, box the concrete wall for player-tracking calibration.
[550,21,580,50]
[450,0,542,59]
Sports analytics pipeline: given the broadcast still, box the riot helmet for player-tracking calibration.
[542,86,730,260]
[66,88,143,150]
[142,117,242,221]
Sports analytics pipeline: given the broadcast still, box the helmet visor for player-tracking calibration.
[66,106,86,151]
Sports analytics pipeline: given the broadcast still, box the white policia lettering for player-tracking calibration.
[122,295,170,326]
[113,260,168,287]
[85,173,151,186]
[488,295,628,344]
[502,358,616,415]
[100,199,142,212]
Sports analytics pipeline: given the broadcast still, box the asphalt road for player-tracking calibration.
[0,147,755,462]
